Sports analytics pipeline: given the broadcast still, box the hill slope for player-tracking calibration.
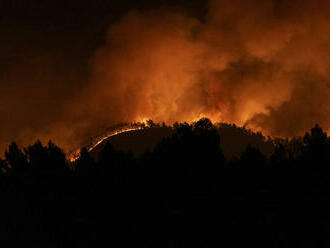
[90,124,275,159]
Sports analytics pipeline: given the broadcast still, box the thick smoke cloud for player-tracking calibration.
[84,0,330,137]
[2,0,330,153]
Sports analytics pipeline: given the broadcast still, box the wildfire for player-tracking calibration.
[88,127,143,152]
[69,122,147,162]
[3,0,330,157]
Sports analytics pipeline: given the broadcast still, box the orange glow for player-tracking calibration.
[3,0,330,154]
[69,123,147,162]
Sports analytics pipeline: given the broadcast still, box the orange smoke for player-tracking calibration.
[78,0,330,137]
[2,0,330,153]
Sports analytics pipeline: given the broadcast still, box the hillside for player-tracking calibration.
[90,123,275,159]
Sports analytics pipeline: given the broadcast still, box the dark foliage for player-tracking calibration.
[1,120,330,247]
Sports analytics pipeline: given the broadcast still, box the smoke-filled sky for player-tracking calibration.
[1,0,330,152]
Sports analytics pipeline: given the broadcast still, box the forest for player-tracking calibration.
[1,118,330,247]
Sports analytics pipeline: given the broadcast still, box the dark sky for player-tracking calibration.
[0,0,206,75]
[2,0,330,153]
[0,0,207,151]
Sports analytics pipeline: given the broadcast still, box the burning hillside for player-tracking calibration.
[2,0,330,154]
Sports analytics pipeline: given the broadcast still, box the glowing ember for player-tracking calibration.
[3,0,330,154]
[69,125,145,162]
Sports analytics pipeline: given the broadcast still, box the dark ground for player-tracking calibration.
[0,120,330,247]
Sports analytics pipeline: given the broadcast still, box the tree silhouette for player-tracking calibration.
[5,142,28,173]
[301,124,330,167]
[0,121,330,247]
[270,144,289,168]
[240,144,267,169]
[0,157,7,175]
[194,117,214,130]
[25,140,67,175]
[76,147,96,176]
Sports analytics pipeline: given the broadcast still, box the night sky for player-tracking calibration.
[0,0,205,151]
[2,0,330,153]
[0,0,206,74]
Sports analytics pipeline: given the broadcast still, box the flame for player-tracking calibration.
[87,127,144,152]
[69,122,148,162]
[4,0,330,154]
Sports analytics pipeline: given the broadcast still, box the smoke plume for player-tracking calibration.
[2,0,330,152]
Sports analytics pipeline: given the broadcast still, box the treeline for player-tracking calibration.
[1,118,330,247]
